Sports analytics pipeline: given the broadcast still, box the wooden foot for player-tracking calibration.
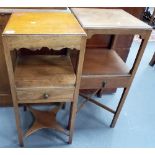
[110,123,115,128]
[149,52,155,66]
[96,89,103,98]
[25,104,67,138]
[62,102,66,110]
[19,143,24,147]
[23,105,27,111]
[68,139,72,144]
[96,82,106,98]
[67,102,77,144]
[110,88,128,128]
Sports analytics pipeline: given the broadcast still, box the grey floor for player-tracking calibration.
[0,40,155,148]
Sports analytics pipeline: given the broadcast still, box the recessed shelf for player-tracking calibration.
[82,48,130,76]
[15,55,76,89]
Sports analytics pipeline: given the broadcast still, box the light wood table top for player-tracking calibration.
[3,12,86,35]
[71,8,151,30]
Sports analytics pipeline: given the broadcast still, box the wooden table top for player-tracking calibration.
[71,8,151,30]
[3,12,86,35]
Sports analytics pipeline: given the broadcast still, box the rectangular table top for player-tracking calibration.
[71,8,151,30]
[3,12,86,36]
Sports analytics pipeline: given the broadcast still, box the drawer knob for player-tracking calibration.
[43,93,49,99]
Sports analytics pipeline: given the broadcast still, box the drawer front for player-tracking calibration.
[80,76,131,89]
[0,14,10,27]
[17,87,75,103]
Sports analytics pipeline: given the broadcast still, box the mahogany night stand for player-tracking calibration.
[2,12,86,146]
[71,8,152,128]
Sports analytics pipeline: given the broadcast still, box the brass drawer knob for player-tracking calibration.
[43,93,49,99]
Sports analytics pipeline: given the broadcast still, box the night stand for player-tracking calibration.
[2,12,86,146]
[71,8,152,128]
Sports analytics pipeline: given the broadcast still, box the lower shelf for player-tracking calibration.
[25,105,67,138]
